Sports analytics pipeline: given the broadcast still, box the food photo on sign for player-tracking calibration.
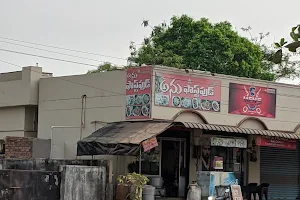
[154,72,221,112]
[228,83,276,118]
[125,66,152,120]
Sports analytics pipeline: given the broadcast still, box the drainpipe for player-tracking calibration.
[80,95,87,140]
[50,126,81,159]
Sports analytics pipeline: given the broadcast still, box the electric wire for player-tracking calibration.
[0,48,99,67]
[0,40,120,64]
[0,59,124,95]
[0,36,127,60]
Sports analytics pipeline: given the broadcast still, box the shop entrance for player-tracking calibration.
[260,145,299,200]
[130,129,190,199]
[160,138,186,198]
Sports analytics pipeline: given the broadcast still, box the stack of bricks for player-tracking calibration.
[5,136,33,159]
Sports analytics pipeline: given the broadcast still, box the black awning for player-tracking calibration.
[77,120,172,156]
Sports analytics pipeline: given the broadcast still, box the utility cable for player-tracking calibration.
[0,40,118,64]
[0,48,99,67]
[0,59,123,95]
[0,36,127,60]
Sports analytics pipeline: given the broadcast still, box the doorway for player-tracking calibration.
[161,138,187,198]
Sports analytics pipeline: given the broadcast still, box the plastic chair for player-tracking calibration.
[215,185,231,200]
[215,185,228,196]
[258,183,269,200]
[247,183,258,200]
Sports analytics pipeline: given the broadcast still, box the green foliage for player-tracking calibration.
[87,62,121,73]
[242,26,300,80]
[117,173,149,200]
[129,15,278,81]
[274,24,300,63]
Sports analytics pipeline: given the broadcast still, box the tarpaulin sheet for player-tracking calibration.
[77,121,172,156]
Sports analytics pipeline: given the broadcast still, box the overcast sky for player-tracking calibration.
[0,0,299,83]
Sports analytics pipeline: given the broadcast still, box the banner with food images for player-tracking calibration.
[154,72,221,112]
[228,83,276,118]
[126,66,152,119]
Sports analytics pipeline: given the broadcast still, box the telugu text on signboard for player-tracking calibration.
[126,66,152,120]
[256,136,296,150]
[155,72,221,112]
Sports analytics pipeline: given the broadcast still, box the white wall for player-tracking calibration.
[0,107,25,139]
[0,66,42,139]
[0,66,42,107]
[38,70,126,159]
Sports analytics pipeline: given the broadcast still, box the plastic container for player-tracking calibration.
[149,177,163,187]
[187,183,201,200]
[142,185,155,200]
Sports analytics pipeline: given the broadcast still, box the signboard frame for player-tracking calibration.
[125,66,152,120]
[228,83,276,118]
[154,72,222,112]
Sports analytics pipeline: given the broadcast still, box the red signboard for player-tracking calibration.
[125,66,152,120]
[228,83,276,118]
[142,137,158,152]
[154,72,221,112]
[256,136,296,150]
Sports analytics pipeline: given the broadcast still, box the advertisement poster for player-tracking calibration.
[256,136,296,150]
[126,66,152,120]
[155,72,221,112]
[142,137,158,152]
[228,83,276,118]
[213,156,224,170]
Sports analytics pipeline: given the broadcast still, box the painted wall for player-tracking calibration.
[0,106,38,139]
[0,66,42,107]
[38,70,126,159]
[0,107,25,139]
[0,66,43,139]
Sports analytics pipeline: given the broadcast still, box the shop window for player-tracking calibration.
[128,141,161,176]
[201,146,243,172]
[140,141,161,175]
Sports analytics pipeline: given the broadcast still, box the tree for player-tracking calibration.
[87,62,121,73]
[242,26,300,80]
[276,25,300,53]
[274,24,300,64]
[129,15,296,81]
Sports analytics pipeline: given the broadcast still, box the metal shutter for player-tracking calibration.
[260,146,299,200]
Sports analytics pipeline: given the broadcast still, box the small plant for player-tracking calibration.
[117,173,149,200]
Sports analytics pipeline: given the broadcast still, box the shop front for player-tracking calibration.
[76,120,191,199]
[182,123,300,200]
[76,120,300,199]
[76,66,300,199]
[258,136,299,200]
